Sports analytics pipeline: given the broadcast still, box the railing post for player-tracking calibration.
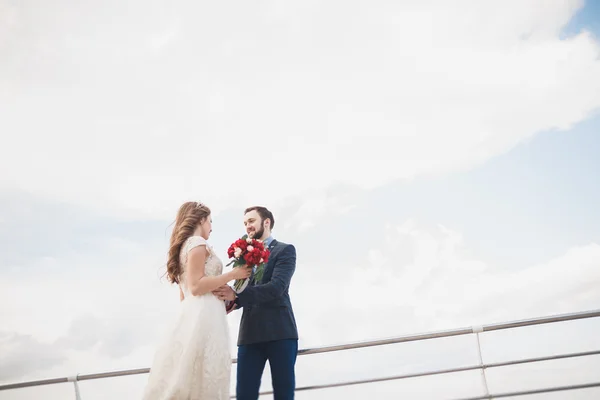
[67,375,82,400]
[472,326,490,397]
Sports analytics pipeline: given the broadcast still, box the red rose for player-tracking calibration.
[227,237,270,268]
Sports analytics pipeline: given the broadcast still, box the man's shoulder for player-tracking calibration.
[273,240,294,250]
[271,240,295,257]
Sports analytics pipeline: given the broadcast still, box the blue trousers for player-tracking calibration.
[236,339,298,400]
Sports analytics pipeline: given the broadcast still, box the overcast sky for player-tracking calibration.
[1,0,600,399]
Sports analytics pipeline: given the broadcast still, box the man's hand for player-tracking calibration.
[212,285,236,302]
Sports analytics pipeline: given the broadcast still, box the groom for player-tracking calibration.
[213,206,298,400]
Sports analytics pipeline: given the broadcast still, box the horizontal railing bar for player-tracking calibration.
[451,381,600,400]
[2,308,599,391]
[296,328,475,357]
[233,348,600,397]
[0,377,70,391]
[487,349,600,369]
[482,308,600,332]
[292,308,600,357]
[78,368,150,381]
[0,368,153,391]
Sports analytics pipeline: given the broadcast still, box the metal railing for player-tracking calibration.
[2,308,600,399]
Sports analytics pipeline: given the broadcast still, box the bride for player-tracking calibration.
[142,201,251,399]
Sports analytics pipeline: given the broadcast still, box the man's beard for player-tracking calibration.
[250,222,265,240]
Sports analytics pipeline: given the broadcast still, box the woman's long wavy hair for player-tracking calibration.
[166,201,211,284]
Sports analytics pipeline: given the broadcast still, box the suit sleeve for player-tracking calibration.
[236,244,296,306]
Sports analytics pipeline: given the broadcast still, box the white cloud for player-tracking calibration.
[0,0,599,218]
[291,219,600,345]
[277,185,360,233]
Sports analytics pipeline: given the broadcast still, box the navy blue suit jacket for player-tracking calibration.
[234,239,298,346]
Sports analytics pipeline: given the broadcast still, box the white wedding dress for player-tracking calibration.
[142,236,231,399]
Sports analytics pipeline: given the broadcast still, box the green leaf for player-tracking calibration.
[252,264,265,283]
[233,279,245,292]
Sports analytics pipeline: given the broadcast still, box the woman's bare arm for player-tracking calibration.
[186,246,251,296]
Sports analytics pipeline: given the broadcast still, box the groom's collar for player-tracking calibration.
[263,235,274,248]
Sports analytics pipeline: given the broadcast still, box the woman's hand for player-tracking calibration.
[231,265,252,280]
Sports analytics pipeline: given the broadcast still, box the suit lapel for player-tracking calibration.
[257,240,278,284]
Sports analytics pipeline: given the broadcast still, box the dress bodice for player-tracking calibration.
[179,236,223,295]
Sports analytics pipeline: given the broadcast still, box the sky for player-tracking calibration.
[1,0,600,399]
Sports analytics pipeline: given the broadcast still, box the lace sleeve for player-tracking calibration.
[185,236,208,254]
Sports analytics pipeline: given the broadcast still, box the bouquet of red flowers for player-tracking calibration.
[226,234,270,292]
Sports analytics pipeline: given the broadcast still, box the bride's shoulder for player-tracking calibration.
[184,236,214,256]
[180,237,211,264]
[185,235,208,249]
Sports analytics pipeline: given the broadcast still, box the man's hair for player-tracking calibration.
[244,206,275,229]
